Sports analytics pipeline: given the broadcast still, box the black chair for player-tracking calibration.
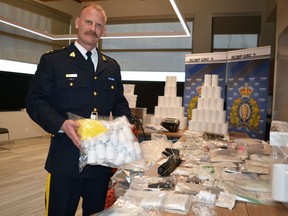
[0,128,10,150]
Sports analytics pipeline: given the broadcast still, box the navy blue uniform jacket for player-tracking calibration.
[26,43,131,178]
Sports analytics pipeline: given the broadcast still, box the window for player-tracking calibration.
[213,34,258,49]
[212,16,261,52]
[101,21,193,74]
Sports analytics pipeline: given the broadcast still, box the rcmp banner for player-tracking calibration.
[226,46,271,139]
[184,52,227,120]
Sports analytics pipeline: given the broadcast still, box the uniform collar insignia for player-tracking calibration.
[70,52,76,57]
[102,55,107,62]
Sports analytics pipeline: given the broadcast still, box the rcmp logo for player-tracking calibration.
[230,83,261,131]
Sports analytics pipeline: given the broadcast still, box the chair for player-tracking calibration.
[0,128,10,150]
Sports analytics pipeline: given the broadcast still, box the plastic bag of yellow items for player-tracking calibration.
[77,118,108,141]
[67,112,142,173]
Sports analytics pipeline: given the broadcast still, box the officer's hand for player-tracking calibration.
[130,124,135,130]
[61,119,81,148]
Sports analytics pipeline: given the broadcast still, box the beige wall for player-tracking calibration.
[272,0,288,121]
[178,0,271,53]
[275,0,288,36]
[0,110,47,141]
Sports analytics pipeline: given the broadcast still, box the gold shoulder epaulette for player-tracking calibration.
[100,52,116,63]
[45,46,67,54]
[46,49,55,54]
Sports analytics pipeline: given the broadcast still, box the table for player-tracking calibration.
[138,128,187,139]
[140,131,288,216]
[145,158,288,216]
[108,129,288,215]
[137,128,251,141]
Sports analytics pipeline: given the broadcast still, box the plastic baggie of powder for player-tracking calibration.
[163,192,193,213]
[96,197,148,216]
[195,190,217,205]
[140,191,170,209]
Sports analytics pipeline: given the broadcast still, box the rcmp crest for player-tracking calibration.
[230,83,261,131]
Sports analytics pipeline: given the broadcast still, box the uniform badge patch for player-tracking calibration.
[70,52,76,57]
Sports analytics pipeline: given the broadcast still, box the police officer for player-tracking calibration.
[25,4,132,216]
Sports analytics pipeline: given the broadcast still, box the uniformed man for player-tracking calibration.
[25,4,132,216]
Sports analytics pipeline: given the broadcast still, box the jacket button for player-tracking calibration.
[94,76,97,80]
[93,91,97,96]
[111,85,114,90]
[70,82,74,87]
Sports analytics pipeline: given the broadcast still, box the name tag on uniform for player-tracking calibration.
[65,74,78,78]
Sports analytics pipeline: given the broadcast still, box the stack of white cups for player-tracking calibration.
[123,84,137,108]
[188,74,228,135]
[150,76,187,129]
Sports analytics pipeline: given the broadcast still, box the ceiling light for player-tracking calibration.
[169,0,190,36]
[0,16,54,40]
[0,0,190,40]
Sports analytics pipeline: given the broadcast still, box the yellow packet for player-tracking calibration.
[77,119,107,140]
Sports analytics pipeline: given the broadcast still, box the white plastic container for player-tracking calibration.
[123,84,135,95]
[125,94,137,108]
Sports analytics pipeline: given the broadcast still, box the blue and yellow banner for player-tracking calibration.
[184,52,227,120]
[226,46,271,139]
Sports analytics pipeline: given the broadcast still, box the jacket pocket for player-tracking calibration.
[55,78,88,110]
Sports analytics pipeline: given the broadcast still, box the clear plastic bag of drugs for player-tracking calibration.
[67,112,142,172]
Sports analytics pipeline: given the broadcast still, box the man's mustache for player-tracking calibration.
[85,31,98,38]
